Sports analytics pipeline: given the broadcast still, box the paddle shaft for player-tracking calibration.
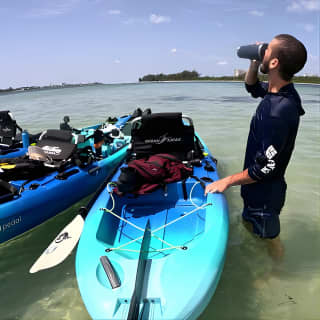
[127,220,151,320]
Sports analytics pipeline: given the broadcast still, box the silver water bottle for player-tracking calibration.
[237,43,268,61]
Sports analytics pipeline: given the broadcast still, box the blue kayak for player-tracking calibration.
[0,114,132,159]
[76,113,229,319]
[0,146,27,159]
[0,118,131,244]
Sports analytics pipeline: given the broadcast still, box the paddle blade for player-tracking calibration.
[29,214,84,273]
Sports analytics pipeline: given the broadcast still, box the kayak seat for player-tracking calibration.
[0,111,23,148]
[130,112,198,161]
[37,129,77,163]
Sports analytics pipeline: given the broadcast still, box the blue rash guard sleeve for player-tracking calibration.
[248,116,289,181]
[245,81,268,98]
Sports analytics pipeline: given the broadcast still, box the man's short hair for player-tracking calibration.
[273,34,307,81]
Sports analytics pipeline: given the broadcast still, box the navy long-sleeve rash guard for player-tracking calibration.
[241,81,305,211]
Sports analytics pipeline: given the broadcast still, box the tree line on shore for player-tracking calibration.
[139,70,320,84]
[0,82,103,93]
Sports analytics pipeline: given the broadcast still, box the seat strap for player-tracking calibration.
[0,179,18,195]
[181,179,188,200]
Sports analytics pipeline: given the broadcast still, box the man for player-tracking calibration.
[205,34,307,257]
[60,116,72,131]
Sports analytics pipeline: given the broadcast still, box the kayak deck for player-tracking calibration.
[96,181,207,260]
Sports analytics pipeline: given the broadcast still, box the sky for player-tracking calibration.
[1,0,319,88]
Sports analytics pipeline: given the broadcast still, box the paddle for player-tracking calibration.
[29,160,123,274]
[127,219,151,320]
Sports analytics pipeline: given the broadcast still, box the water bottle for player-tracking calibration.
[22,131,30,148]
[237,43,268,61]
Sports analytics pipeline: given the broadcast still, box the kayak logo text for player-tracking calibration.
[0,216,22,232]
[1,127,12,133]
[145,133,182,145]
[42,145,62,156]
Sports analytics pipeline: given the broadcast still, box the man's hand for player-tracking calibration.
[204,169,256,196]
[204,177,231,195]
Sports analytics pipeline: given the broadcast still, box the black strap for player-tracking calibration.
[0,179,18,195]
[190,175,206,189]
[16,123,23,133]
[204,160,215,172]
[181,179,188,200]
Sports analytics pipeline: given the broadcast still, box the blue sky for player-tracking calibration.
[1,0,319,88]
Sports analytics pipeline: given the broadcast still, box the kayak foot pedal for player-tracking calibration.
[100,256,121,289]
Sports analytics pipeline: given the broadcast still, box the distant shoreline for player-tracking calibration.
[140,80,320,86]
[0,82,104,94]
[139,70,320,85]
[1,79,319,95]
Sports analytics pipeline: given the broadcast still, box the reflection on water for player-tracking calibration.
[0,82,319,320]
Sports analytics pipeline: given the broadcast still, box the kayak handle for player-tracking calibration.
[100,256,121,289]
[88,166,100,175]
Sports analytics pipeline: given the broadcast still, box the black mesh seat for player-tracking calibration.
[37,129,76,161]
[130,112,200,160]
[0,130,77,184]
[0,111,22,147]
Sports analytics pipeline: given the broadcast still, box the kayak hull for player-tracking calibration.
[0,147,27,159]
[0,144,129,244]
[76,139,229,319]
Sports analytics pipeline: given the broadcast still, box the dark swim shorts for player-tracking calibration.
[242,206,280,239]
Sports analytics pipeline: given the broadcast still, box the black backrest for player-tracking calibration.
[37,129,76,161]
[0,111,17,146]
[130,113,196,160]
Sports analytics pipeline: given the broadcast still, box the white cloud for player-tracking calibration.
[287,0,320,12]
[249,10,264,16]
[114,59,120,64]
[217,61,228,65]
[304,23,315,31]
[108,10,121,15]
[171,48,177,53]
[149,14,171,24]
[26,0,79,17]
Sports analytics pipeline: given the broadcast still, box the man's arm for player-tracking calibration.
[204,169,255,195]
[205,116,290,195]
[245,60,268,98]
[245,60,260,85]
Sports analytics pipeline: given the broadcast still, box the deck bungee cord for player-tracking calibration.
[100,182,212,254]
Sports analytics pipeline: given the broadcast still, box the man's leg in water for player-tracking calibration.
[267,236,284,261]
[242,208,284,261]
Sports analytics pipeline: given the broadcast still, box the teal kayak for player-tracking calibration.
[76,115,229,319]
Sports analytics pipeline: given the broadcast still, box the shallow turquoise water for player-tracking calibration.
[0,82,319,320]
